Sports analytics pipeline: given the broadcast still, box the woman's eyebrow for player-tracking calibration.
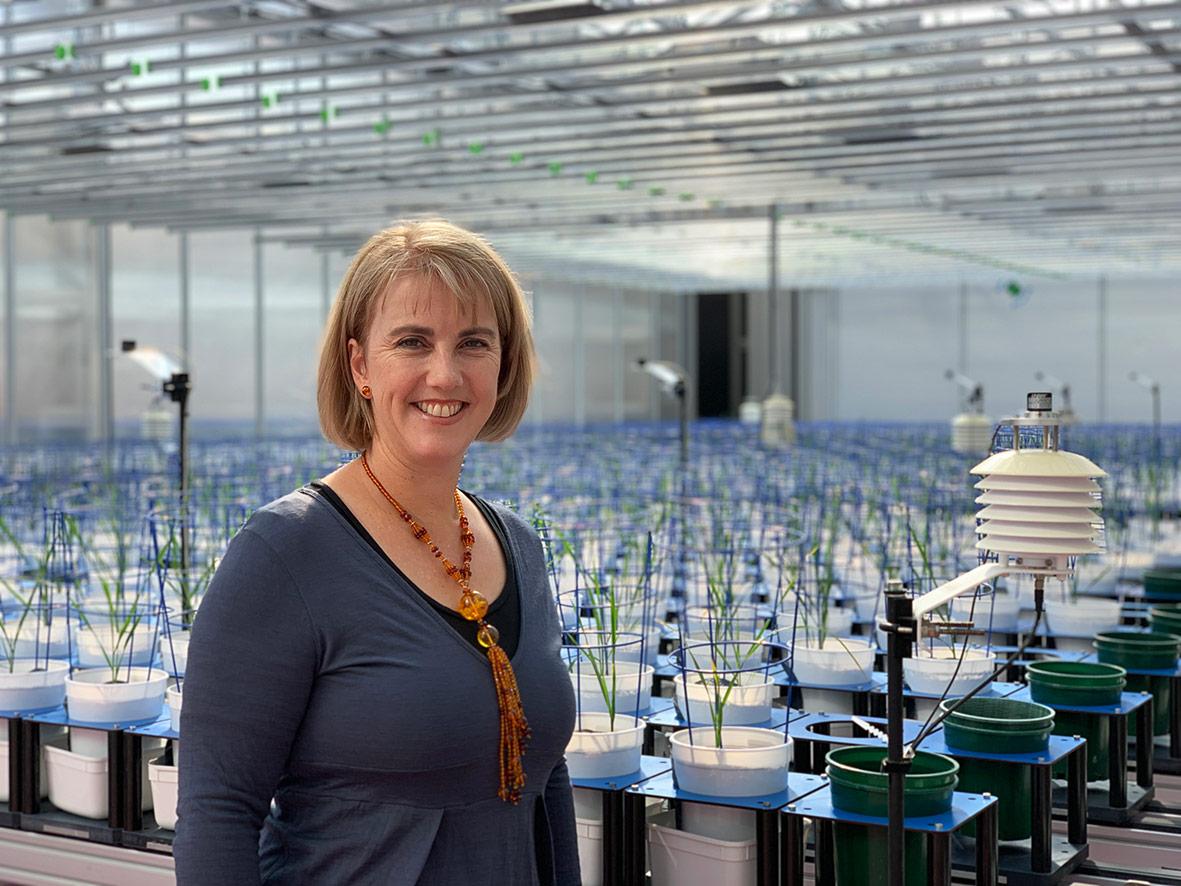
[459,326,498,338]
[386,324,432,337]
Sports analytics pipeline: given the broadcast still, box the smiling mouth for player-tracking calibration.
[415,401,465,418]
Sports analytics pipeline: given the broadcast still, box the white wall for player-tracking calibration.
[826,278,1181,423]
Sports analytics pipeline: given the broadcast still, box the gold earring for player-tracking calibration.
[361,385,372,398]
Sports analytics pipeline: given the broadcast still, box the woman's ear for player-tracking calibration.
[348,338,368,389]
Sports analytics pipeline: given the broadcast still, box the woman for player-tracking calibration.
[174,220,579,885]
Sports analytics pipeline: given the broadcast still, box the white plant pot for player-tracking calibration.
[1044,599,1122,639]
[148,756,178,830]
[75,624,158,669]
[159,631,190,676]
[570,662,653,717]
[788,638,875,688]
[65,667,168,725]
[846,586,882,621]
[949,593,1022,633]
[45,741,160,819]
[565,712,645,779]
[669,726,790,797]
[10,623,71,660]
[824,607,855,638]
[904,648,997,696]
[166,683,182,733]
[673,673,775,726]
[0,660,69,712]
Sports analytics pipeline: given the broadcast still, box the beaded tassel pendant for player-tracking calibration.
[361,454,531,803]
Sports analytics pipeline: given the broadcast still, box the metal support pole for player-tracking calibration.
[95,223,113,442]
[17,720,40,814]
[1170,676,1181,758]
[1097,274,1107,423]
[253,229,264,438]
[957,280,968,412]
[119,732,144,832]
[884,587,914,886]
[974,801,998,886]
[927,832,951,885]
[107,730,121,829]
[2,213,15,445]
[6,719,20,815]
[601,790,623,886]
[179,231,191,370]
[767,204,779,396]
[756,809,778,886]
[623,791,646,886]
[1067,745,1088,845]
[1108,711,1128,808]
[813,820,835,886]
[1137,700,1155,788]
[780,812,803,886]
[1031,763,1052,873]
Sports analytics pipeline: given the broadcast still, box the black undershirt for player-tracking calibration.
[306,481,521,658]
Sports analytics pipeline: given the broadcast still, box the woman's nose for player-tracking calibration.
[425,349,463,388]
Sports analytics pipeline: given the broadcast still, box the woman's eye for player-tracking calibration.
[395,337,426,349]
[462,338,491,349]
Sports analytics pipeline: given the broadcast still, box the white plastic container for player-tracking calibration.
[148,756,178,830]
[1045,598,1122,652]
[158,630,190,676]
[649,812,757,886]
[45,741,160,820]
[9,622,71,660]
[75,624,158,669]
[673,673,775,726]
[0,733,62,802]
[904,648,996,696]
[0,660,69,712]
[166,683,182,733]
[565,712,644,780]
[681,801,756,842]
[669,726,790,797]
[576,817,603,886]
[787,638,875,687]
[70,726,110,759]
[65,667,168,724]
[570,662,653,716]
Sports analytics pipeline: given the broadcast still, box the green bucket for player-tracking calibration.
[1150,604,1181,636]
[1094,630,1181,671]
[826,747,959,886]
[1144,568,1181,601]
[939,697,1054,841]
[1095,631,1180,736]
[1027,660,1126,778]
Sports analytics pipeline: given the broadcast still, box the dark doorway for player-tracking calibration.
[695,292,747,418]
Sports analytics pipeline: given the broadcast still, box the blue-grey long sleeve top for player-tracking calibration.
[173,486,579,885]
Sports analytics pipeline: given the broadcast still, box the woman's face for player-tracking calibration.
[349,274,502,470]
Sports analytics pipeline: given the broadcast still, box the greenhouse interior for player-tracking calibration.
[2,0,1181,884]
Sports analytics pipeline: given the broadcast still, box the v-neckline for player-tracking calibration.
[301,484,527,668]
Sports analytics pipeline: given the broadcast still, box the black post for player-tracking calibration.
[16,720,40,814]
[601,791,623,886]
[927,832,951,885]
[1136,700,1154,789]
[1108,711,1128,808]
[7,719,20,815]
[1030,764,1052,873]
[756,809,778,886]
[121,732,144,832]
[1067,745,1087,845]
[883,586,914,886]
[974,801,998,886]
[1170,675,1181,759]
[780,813,803,886]
[813,820,836,886]
[623,792,646,886]
[107,730,121,829]
[165,372,192,585]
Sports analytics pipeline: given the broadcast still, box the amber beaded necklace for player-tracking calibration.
[360,452,531,803]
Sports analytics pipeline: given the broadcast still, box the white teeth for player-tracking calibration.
[417,402,462,418]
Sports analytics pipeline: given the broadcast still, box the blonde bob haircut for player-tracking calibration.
[318,219,536,452]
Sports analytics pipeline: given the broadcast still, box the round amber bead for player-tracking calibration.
[477,623,500,648]
[459,591,489,621]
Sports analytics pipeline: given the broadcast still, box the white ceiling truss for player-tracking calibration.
[1,0,1179,286]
